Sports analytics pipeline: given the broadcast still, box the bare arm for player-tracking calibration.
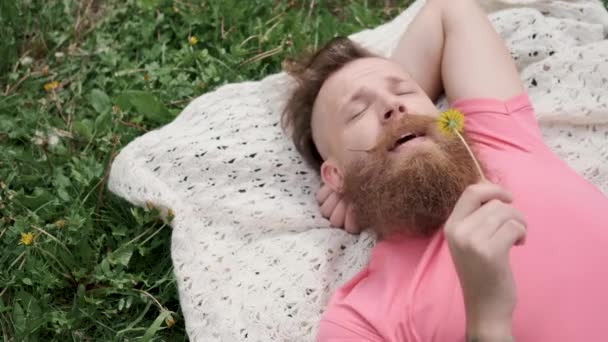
[392,1,523,340]
[390,1,445,102]
[391,0,523,103]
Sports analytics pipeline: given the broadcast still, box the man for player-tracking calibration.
[282,0,608,341]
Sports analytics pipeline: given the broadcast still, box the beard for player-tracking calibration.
[342,114,481,239]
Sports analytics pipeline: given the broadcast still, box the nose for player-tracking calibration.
[382,104,407,123]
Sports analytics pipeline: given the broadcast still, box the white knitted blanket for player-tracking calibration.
[108,1,608,341]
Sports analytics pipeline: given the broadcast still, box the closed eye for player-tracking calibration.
[350,107,367,121]
[348,101,369,121]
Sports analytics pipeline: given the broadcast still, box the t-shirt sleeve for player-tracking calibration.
[316,267,386,342]
[316,318,385,342]
[450,92,533,116]
[449,92,545,153]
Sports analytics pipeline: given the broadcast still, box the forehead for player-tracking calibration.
[314,57,409,118]
[327,57,408,92]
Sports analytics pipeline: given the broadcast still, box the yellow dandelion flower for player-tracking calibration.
[167,208,175,221]
[165,314,176,328]
[188,36,198,46]
[55,219,66,229]
[43,80,59,92]
[143,73,150,81]
[436,108,485,180]
[19,232,34,246]
[437,108,465,136]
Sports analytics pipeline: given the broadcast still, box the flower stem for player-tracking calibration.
[454,130,485,181]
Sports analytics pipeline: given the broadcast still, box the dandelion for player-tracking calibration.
[32,129,61,148]
[437,109,464,135]
[20,56,33,67]
[167,208,175,221]
[55,219,66,229]
[32,130,46,146]
[112,105,121,114]
[43,80,59,92]
[146,201,155,210]
[19,232,34,246]
[188,36,198,46]
[143,73,150,81]
[437,109,485,180]
[47,131,60,147]
[165,314,176,328]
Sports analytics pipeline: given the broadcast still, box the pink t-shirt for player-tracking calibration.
[317,93,608,342]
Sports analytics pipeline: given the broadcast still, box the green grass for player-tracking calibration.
[3,0,608,340]
[0,0,409,340]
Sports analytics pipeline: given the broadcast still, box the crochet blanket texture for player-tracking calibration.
[108,1,608,340]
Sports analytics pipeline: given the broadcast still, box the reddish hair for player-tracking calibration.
[281,37,375,172]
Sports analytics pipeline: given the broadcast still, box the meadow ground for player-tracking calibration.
[1,0,607,340]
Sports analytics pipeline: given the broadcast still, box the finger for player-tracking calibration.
[490,219,527,253]
[447,182,513,227]
[329,200,346,228]
[514,232,526,246]
[461,200,526,240]
[315,184,333,204]
[320,193,340,219]
[344,204,360,234]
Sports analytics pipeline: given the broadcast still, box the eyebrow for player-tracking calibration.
[387,76,409,90]
[346,87,369,104]
[348,76,406,100]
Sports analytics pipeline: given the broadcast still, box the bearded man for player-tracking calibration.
[282,0,608,341]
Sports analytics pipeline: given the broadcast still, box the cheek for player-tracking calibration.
[405,92,437,115]
[342,118,380,152]
[418,96,439,115]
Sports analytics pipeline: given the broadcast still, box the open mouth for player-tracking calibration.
[388,132,426,152]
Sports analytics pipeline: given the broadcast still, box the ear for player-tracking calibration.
[320,159,345,194]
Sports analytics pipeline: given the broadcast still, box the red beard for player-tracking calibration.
[342,114,481,239]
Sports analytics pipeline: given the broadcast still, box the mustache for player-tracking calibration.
[346,114,438,153]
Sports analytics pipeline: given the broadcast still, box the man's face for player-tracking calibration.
[312,57,440,166]
[312,57,478,238]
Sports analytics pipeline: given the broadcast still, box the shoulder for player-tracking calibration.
[317,237,429,342]
[450,92,533,116]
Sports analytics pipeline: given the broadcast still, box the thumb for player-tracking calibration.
[491,219,527,253]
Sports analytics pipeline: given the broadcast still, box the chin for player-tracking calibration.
[390,138,445,162]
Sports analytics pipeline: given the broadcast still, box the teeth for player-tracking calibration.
[397,133,415,142]
[391,132,424,151]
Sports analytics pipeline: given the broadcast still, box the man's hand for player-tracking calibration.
[444,182,527,341]
[316,184,361,234]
